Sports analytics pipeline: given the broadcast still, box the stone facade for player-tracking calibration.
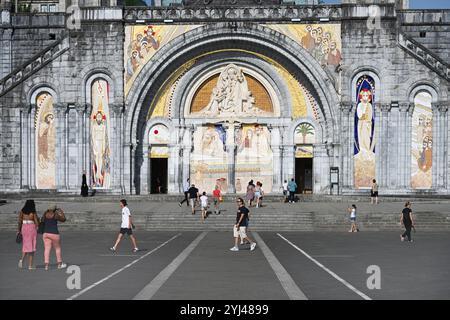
[0,0,449,195]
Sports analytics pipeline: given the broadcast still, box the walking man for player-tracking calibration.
[110,199,139,253]
[400,201,415,242]
[179,178,190,207]
[282,180,288,203]
[188,184,199,215]
[230,198,256,252]
[287,178,297,203]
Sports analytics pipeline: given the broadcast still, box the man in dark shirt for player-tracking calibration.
[230,198,257,252]
[400,201,415,242]
[187,184,199,215]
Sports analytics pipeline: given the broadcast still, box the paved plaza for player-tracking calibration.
[1,228,449,300]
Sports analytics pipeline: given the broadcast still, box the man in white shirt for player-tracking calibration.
[110,199,139,253]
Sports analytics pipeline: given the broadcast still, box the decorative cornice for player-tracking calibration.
[124,5,342,23]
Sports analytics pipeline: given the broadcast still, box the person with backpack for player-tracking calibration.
[287,178,297,203]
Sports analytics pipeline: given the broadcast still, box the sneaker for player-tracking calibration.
[110,247,116,252]
[250,242,257,251]
[18,259,23,269]
[58,263,67,269]
[132,248,139,253]
[240,240,244,245]
[44,264,49,271]
[28,266,36,270]
[409,240,414,242]
[230,247,239,251]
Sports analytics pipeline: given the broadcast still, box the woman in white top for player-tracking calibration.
[200,192,209,222]
[110,199,139,253]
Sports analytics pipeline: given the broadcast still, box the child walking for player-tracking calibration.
[348,204,359,232]
[200,192,209,222]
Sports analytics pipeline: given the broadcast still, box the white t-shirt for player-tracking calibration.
[121,206,131,228]
[200,195,208,208]
[350,208,356,219]
[283,182,288,191]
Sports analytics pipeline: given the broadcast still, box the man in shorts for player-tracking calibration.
[230,198,256,252]
[110,199,139,253]
[188,184,199,215]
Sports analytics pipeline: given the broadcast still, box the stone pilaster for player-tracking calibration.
[340,103,352,189]
[438,104,448,189]
[313,143,330,194]
[54,104,67,190]
[225,122,237,193]
[270,126,282,193]
[398,102,410,189]
[379,103,391,188]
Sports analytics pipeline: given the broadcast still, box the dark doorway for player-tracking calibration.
[295,158,313,194]
[150,158,168,194]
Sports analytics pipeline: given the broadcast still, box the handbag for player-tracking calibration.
[16,232,22,244]
[37,219,45,234]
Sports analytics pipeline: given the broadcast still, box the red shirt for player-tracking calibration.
[213,190,221,198]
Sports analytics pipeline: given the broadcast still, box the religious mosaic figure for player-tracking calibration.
[354,76,376,188]
[36,93,56,189]
[90,80,111,188]
[411,92,433,189]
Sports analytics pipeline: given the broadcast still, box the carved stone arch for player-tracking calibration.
[408,82,440,105]
[350,68,381,105]
[168,53,292,120]
[79,63,122,105]
[143,117,176,149]
[85,72,117,106]
[125,22,340,149]
[287,117,322,145]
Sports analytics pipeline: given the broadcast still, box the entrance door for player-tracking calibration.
[150,158,168,194]
[295,158,313,194]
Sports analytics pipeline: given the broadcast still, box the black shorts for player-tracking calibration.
[120,228,133,235]
[371,191,378,197]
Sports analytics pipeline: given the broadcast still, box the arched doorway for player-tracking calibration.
[294,122,316,194]
[148,124,169,194]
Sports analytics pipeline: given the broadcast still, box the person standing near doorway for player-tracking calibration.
[230,198,257,252]
[188,184,199,215]
[179,178,190,207]
[371,179,379,204]
[288,178,297,203]
[400,202,415,242]
[282,180,288,203]
[110,199,139,253]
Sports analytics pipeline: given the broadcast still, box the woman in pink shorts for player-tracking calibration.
[17,200,39,270]
[41,206,67,270]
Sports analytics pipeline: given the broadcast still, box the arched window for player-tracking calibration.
[90,79,111,189]
[411,91,433,189]
[354,75,376,189]
[35,91,56,189]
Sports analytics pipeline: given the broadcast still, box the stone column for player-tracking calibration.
[182,126,192,190]
[349,103,356,189]
[110,104,124,192]
[20,104,31,189]
[379,103,390,188]
[271,126,282,193]
[54,104,66,191]
[313,143,329,194]
[339,103,352,189]
[431,103,439,189]
[225,123,237,193]
[398,103,408,189]
[167,143,179,194]
[438,105,448,189]
[84,104,92,187]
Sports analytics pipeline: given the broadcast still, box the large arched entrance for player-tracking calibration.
[125,22,340,195]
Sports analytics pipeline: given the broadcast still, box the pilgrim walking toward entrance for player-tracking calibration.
[288,179,297,203]
[230,198,256,252]
[246,180,255,207]
[188,184,200,215]
[179,178,190,207]
[212,185,221,214]
[110,199,139,253]
[400,202,415,242]
[200,192,209,222]
[371,179,379,204]
[41,206,67,270]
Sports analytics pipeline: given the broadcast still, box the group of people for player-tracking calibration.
[245,180,265,208]
[17,200,67,270]
[179,179,223,222]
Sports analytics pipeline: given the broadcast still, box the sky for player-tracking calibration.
[322,0,450,9]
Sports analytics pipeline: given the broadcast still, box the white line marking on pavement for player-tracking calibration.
[253,232,308,300]
[67,234,181,300]
[277,233,372,301]
[133,231,208,300]
[98,254,140,257]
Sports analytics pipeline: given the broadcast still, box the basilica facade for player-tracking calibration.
[0,0,449,195]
